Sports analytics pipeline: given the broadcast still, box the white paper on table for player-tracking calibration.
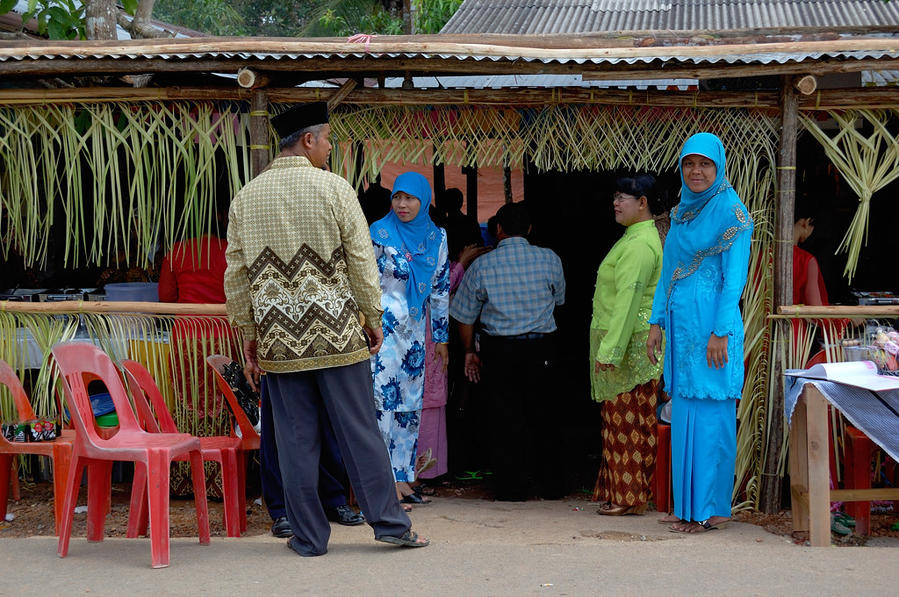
[785,360,899,392]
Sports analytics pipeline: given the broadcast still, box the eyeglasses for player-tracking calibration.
[612,192,637,204]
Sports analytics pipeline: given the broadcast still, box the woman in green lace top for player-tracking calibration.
[591,174,664,515]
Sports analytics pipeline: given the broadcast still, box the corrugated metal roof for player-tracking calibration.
[442,0,899,35]
[379,74,696,90]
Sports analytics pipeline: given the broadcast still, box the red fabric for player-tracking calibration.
[793,245,829,306]
[158,236,228,304]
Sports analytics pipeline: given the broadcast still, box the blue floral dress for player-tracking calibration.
[371,229,450,482]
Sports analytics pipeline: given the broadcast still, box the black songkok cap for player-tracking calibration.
[271,102,329,139]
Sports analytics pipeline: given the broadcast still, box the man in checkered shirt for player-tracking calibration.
[450,202,566,502]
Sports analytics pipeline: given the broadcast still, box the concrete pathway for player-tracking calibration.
[1,498,896,596]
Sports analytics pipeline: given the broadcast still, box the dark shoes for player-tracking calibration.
[400,492,432,505]
[271,516,293,538]
[325,504,365,526]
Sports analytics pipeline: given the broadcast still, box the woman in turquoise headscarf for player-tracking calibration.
[370,172,450,506]
[647,133,753,533]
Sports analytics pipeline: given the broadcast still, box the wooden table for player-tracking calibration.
[789,384,899,546]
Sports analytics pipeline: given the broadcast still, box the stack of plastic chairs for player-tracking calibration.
[52,342,210,568]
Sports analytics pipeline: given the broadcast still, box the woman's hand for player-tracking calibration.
[707,334,729,369]
[464,351,481,383]
[647,324,663,365]
[594,361,615,373]
[434,343,449,373]
[458,244,491,269]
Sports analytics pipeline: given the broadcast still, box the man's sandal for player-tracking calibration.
[375,530,430,548]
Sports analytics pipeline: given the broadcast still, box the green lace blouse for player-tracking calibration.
[590,219,664,402]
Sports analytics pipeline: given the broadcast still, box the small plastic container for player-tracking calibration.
[104,282,159,302]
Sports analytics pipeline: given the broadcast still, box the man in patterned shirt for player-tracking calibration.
[450,202,567,501]
[224,102,428,555]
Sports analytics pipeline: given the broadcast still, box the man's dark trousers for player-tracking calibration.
[266,359,410,555]
[260,377,352,520]
[480,333,566,501]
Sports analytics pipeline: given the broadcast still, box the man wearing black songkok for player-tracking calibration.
[224,102,429,555]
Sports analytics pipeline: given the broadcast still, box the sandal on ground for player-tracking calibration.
[401,503,413,512]
[401,492,432,505]
[669,519,721,534]
[597,502,647,516]
[411,484,438,497]
[657,514,682,524]
[375,530,430,548]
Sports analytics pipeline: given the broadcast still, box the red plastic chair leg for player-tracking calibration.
[86,461,113,542]
[220,449,242,538]
[237,450,247,533]
[127,463,149,538]
[654,424,671,513]
[10,457,20,501]
[51,443,73,535]
[188,450,210,546]
[844,427,874,536]
[147,451,173,569]
[0,454,11,522]
[58,455,86,558]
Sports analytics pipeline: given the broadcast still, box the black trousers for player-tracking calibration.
[480,333,566,501]
[266,360,410,555]
[259,377,349,521]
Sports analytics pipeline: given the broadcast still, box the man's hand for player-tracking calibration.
[435,343,449,373]
[464,351,481,383]
[363,325,384,355]
[594,361,615,373]
[647,324,663,365]
[707,334,729,369]
[242,339,263,392]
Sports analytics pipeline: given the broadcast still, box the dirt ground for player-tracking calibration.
[3,477,898,546]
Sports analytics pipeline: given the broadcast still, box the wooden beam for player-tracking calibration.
[761,75,800,516]
[2,85,899,111]
[775,305,899,317]
[830,488,899,502]
[794,75,817,95]
[327,79,358,110]
[236,68,271,89]
[0,301,227,315]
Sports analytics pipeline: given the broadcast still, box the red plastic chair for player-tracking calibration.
[120,359,243,537]
[654,423,671,513]
[0,359,75,534]
[206,354,261,533]
[51,342,210,568]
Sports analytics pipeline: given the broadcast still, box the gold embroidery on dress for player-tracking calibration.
[665,205,753,306]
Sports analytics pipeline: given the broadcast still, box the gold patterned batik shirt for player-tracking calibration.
[224,156,382,373]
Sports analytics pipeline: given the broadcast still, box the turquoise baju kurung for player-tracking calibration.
[649,133,753,523]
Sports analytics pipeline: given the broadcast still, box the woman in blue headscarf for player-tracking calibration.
[370,172,450,506]
[646,133,753,533]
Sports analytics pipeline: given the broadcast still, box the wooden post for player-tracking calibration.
[464,164,478,221]
[433,152,446,198]
[249,90,270,178]
[761,75,799,514]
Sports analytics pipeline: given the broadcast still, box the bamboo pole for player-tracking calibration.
[761,75,799,515]
[774,305,899,317]
[3,87,899,111]
[0,301,227,315]
[250,89,270,178]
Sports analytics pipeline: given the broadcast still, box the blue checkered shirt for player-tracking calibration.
[450,236,565,336]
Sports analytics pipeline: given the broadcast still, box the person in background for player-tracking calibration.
[359,173,392,225]
[793,195,828,306]
[451,202,566,501]
[225,101,427,556]
[647,133,753,534]
[370,172,450,507]
[436,188,484,259]
[159,212,236,498]
[591,174,664,516]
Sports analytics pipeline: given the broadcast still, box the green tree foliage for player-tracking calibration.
[414,0,461,34]
[153,0,247,36]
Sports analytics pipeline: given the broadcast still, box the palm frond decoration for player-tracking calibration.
[799,109,899,281]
